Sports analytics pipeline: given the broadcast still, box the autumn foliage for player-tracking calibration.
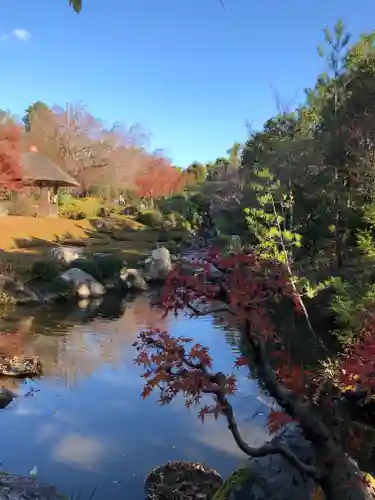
[134,249,375,497]
[24,101,187,198]
[134,251,298,424]
[0,124,23,191]
[135,154,188,200]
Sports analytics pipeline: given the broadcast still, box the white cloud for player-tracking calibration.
[12,28,31,41]
[52,433,107,472]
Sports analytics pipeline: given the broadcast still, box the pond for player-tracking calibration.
[0,293,274,500]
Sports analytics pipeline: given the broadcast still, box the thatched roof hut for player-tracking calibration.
[19,146,79,188]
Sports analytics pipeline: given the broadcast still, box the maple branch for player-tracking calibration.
[140,334,319,479]
[208,371,320,478]
[240,318,346,485]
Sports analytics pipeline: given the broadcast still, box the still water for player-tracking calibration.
[0,293,272,499]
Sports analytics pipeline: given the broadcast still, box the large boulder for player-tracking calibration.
[0,473,64,500]
[59,268,106,299]
[215,424,321,500]
[144,246,172,282]
[48,246,83,266]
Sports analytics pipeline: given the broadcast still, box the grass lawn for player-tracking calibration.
[0,215,155,276]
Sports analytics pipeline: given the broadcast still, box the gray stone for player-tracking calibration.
[144,246,172,281]
[59,268,106,299]
[120,268,149,291]
[218,424,322,500]
[0,472,64,500]
[48,246,83,266]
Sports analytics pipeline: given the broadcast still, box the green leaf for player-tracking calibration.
[69,0,82,13]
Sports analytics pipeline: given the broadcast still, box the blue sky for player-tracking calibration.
[0,0,374,167]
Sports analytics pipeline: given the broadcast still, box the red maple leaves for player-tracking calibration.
[133,329,236,419]
[133,246,375,449]
[339,329,375,392]
[133,250,310,430]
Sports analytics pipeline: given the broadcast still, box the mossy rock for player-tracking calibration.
[145,461,223,500]
[137,209,164,228]
[213,467,252,500]
[30,259,62,282]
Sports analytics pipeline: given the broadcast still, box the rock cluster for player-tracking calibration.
[0,245,174,305]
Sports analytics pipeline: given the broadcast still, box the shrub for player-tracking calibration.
[186,210,202,229]
[214,234,242,253]
[173,212,191,231]
[30,259,61,281]
[0,292,16,307]
[137,209,164,228]
[158,194,188,215]
[59,196,103,220]
[93,253,124,279]
[163,212,177,229]
[0,292,16,318]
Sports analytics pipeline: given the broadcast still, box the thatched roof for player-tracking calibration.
[19,151,80,187]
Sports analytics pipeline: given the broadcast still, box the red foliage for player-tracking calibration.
[133,328,236,421]
[338,315,375,392]
[133,251,304,429]
[0,124,23,191]
[135,155,187,199]
[132,249,375,492]
[133,249,375,433]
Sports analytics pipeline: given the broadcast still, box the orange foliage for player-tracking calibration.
[0,124,23,191]
[135,154,188,199]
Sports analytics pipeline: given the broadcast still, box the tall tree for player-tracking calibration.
[22,101,51,132]
[226,141,242,167]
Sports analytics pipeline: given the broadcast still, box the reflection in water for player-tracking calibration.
[0,294,269,500]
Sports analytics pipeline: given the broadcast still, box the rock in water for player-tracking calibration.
[59,268,106,299]
[120,268,149,292]
[0,387,16,409]
[0,356,42,378]
[144,246,172,281]
[0,472,64,500]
